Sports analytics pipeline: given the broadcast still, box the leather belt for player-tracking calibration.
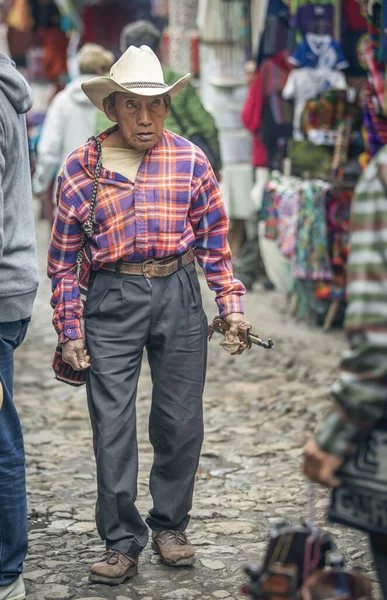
[101,247,195,278]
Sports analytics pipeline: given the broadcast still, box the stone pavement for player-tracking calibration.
[14,218,379,600]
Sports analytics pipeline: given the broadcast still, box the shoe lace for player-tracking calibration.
[102,549,122,565]
[162,530,189,545]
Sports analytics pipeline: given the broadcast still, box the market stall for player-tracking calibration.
[242,0,384,330]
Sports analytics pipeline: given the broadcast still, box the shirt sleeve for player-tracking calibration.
[189,156,246,317]
[47,174,84,343]
[282,70,296,100]
[332,41,349,70]
[316,156,387,456]
[288,42,306,67]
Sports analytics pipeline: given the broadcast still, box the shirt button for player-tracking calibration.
[67,328,72,333]
[139,217,144,223]
[138,249,144,254]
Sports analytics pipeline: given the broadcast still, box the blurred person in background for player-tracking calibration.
[97,19,222,179]
[303,148,387,599]
[32,43,114,211]
[0,53,39,600]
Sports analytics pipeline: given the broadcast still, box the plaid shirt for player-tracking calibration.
[48,128,245,342]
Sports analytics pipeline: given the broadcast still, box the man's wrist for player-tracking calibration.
[217,295,244,318]
[58,320,83,344]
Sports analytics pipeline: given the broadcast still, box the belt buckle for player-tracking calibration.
[142,259,154,278]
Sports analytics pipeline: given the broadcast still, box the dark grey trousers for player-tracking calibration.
[84,262,207,557]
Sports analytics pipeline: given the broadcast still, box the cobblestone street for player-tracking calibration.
[15,216,379,600]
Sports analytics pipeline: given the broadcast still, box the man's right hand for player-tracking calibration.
[62,339,91,371]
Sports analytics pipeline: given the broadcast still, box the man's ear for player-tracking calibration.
[103,97,118,123]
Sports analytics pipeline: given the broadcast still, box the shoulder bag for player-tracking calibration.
[51,136,102,387]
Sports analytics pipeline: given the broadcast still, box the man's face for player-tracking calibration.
[105,92,169,151]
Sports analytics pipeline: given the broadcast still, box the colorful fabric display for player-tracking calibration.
[242,51,293,169]
[289,34,348,70]
[301,89,347,137]
[282,67,347,140]
[365,39,385,113]
[291,3,334,35]
[293,180,332,280]
[256,0,295,67]
[341,31,368,77]
[363,81,387,157]
[343,0,368,31]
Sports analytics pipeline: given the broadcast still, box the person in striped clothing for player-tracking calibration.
[47,44,249,584]
[303,145,387,597]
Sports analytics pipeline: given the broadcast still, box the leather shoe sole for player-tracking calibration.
[151,542,195,567]
[88,563,138,585]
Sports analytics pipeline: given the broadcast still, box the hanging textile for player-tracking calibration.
[363,80,387,157]
[241,50,293,169]
[290,1,335,36]
[289,34,348,70]
[256,0,294,67]
[293,181,332,281]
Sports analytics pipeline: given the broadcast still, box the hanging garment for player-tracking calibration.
[263,173,301,257]
[343,0,368,31]
[276,187,300,257]
[363,80,387,157]
[241,51,293,167]
[300,88,347,137]
[256,0,295,67]
[291,2,334,36]
[289,34,348,70]
[293,181,332,281]
[341,30,368,77]
[282,67,347,140]
[365,40,385,112]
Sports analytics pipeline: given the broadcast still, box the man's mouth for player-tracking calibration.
[136,132,154,139]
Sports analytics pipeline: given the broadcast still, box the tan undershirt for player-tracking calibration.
[102,147,145,182]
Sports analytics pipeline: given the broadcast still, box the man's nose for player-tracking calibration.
[137,106,152,126]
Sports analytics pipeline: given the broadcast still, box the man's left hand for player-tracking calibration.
[224,312,252,354]
[303,439,344,488]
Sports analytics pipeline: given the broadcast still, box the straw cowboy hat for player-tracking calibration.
[82,45,191,112]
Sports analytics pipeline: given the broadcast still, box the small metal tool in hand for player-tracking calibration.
[208,316,274,355]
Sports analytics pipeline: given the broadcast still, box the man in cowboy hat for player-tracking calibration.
[96,20,222,178]
[48,45,250,585]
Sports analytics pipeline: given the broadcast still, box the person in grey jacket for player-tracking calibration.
[0,53,39,600]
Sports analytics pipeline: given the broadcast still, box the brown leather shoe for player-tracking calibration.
[151,530,195,566]
[89,549,138,585]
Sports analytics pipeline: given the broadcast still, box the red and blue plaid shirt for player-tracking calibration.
[48,128,245,342]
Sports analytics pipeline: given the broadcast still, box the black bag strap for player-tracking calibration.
[83,135,103,238]
[76,136,102,268]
